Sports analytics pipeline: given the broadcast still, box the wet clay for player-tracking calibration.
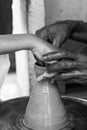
[0,97,86,129]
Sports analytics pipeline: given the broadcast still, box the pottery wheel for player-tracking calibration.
[0,96,87,130]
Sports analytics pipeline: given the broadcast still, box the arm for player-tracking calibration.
[0,34,58,60]
[0,34,34,54]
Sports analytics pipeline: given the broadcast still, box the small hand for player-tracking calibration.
[42,47,87,84]
[31,35,58,63]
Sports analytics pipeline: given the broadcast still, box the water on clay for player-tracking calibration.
[0,96,87,130]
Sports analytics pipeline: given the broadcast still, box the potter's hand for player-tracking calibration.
[42,47,87,84]
[36,20,87,47]
[36,20,78,47]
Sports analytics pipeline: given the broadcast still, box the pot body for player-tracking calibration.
[24,64,69,130]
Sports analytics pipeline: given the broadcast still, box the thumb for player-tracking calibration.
[36,28,48,41]
[53,32,66,48]
[53,35,62,48]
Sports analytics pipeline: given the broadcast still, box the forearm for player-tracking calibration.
[0,34,58,58]
[0,34,35,54]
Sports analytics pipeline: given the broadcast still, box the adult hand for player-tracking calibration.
[42,47,87,84]
[36,20,87,83]
[36,20,78,48]
[36,20,87,47]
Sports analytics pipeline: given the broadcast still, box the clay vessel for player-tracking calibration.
[24,63,69,130]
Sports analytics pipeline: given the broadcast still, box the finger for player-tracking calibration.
[53,35,62,48]
[46,59,87,73]
[59,76,87,84]
[42,50,78,62]
[59,70,87,82]
[46,60,78,73]
[52,21,77,47]
[53,32,66,48]
[36,28,48,41]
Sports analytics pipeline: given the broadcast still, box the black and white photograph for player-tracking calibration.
[0,0,87,129]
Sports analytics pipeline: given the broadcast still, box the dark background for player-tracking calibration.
[0,0,16,73]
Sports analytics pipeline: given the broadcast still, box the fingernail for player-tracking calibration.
[42,55,47,61]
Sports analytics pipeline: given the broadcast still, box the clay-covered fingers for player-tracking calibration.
[42,50,87,83]
[60,70,87,80]
[45,58,87,83]
[46,60,87,73]
[59,70,87,84]
[46,60,78,73]
[42,50,78,62]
